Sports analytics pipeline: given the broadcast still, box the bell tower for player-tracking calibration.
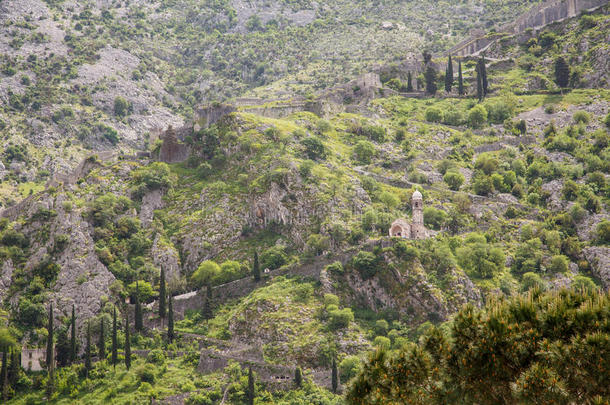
[411,190,425,239]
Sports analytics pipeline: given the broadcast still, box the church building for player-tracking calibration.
[388,190,428,239]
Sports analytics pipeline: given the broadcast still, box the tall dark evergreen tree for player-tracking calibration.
[247,367,255,405]
[554,56,570,88]
[202,286,213,320]
[458,59,464,95]
[424,66,437,95]
[1,350,7,401]
[167,293,174,344]
[294,366,302,387]
[479,56,488,95]
[98,317,105,361]
[422,50,432,64]
[55,327,70,367]
[85,320,91,378]
[9,348,19,388]
[252,251,261,282]
[332,358,339,393]
[134,282,143,332]
[70,304,76,364]
[46,304,53,370]
[112,306,118,368]
[445,55,453,93]
[476,67,484,101]
[159,268,167,318]
[406,71,413,92]
[124,311,131,370]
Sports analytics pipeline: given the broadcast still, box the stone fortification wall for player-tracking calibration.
[444,0,608,57]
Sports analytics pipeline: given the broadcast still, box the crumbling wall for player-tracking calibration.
[196,103,237,129]
[158,126,191,163]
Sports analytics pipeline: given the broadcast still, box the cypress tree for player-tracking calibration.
[159,268,167,318]
[294,366,302,387]
[112,306,118,368]
[46,303,53,370]
[406,71,413,92]
[331,358,338,394]
[424,66,437,95]
[445,55,453,93]
[202,285,213,320]
[458,59,464,96]
[554,56,570,88]
[252,251,261,282]
[247,367,255,405]
[124,311,131,370]
[1,351,7,401]
[9,348,19,388]
[70,304,76,364]
[85,320,91,378]
[46,348,55,399]
[98,317,105,361]
[134,282,143,332]
[167,293,174,344]
[479,56,488,95]
[476,66,484,102]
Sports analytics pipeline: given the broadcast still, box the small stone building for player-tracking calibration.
[389,190,428,239]
[21,347,46,371]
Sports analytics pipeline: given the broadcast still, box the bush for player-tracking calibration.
[521,272,545,292]
[571,275,596,293]
[301,137,327,160]
[324,293,340,307]
[374,319,389,336]
[294,283,314,302]
[260,245,288,270]
[114,96,130,117]
[353,140,376,164]
[468,105,488,128]
[549,255,569,273]
[425,107,443,123]
[373,336,391,350]
[444,171,464,190]
[572,110,590,124]
[379,191,400,210]
[146,349,166,365]
[191,260,221,288]
[339,355,361,382]
[593,220,610,245]
[352,251,378,279]
[361,125,387,142]
[442,110,464,126]
[136,364,156,384]
[473,175,493,196]
[423,207,446,230]
[485,101,513,124]
[328,308,354,330]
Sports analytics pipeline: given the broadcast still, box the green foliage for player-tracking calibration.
[113,97,130,117]
[468,105,488,128]
[593,220,610,245]
[456,233,505,278]
[301,137,327,160]
[339,355,361,383]
[191,260,221,288]
[424,107,442,123]
[443,171,464,190]
[353,140,376,164]
[423,207,446,230]
[347,289,610,404]
[352,251,379,279]
[260,245,288,270]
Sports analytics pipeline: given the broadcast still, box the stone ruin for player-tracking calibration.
[389,190,428,239]
[157,125,191,164]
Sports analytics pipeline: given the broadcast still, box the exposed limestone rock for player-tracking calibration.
[140,189,164,227]
[151,234,181,283]
[0,259,14,301]
[583,246,610,290]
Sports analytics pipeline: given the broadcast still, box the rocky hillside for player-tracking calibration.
[0,2,608,404]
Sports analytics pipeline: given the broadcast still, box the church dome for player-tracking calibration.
[412,189,422,200]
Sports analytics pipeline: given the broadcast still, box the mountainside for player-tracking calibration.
[0,1,609,404]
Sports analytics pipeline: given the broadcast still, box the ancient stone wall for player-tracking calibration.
[473,135,537,153]
[158,126,191,163]
[444,0,608,57]
[196,103,237,129]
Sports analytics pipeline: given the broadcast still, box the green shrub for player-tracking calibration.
[352,251,378,279]
[328,308,354,330]
[361,125,387,142]
[294,283,314,302]
[373,336,391,350]
[473,175,493,196]
[136,364,156,384]
[114,96,130,117]
[593,220,610,245]
[549,255,569,273]
[260,245,288,270]
[521,272,546,292]
[146,349,166,365]
[191,260,221,288]
[572,110,590,124]
[423,207,446,230]
[324,293,340,307]
[374,319,389,336]
[425,107,443,123]
[468,105,488,128]
[339,355,361,382]
[571,275,596,293]
[354,140,376,164]
[443,171,464,190]
[442,110,464,126]
[485,100,513,124]
[301,137,327,160]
